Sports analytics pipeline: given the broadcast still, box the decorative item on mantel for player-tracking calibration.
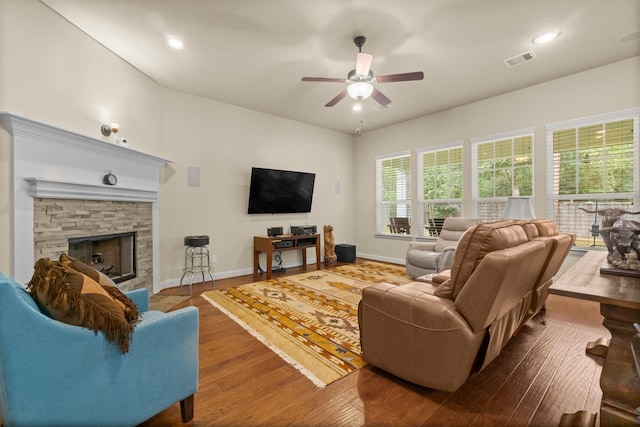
[100,123,119,136]
[323,225,337,267]
[101,123,128,147]
[580,206,640,278]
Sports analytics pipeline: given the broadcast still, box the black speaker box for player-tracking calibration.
[291,226,305,235]
[267,227,283,237]
[336,244,356,263]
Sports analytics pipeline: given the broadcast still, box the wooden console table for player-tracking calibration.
[253,234,321,279]
[550,250,640,426]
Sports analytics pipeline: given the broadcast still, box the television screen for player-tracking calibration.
[248,167,316,214]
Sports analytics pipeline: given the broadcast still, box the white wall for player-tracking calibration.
[0,0,162,276]
[0,0,354,287]
[159,89,354,285]
[0,1,164,154]
[354,56,640,264]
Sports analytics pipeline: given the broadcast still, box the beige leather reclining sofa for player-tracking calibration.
[358,219,574,392]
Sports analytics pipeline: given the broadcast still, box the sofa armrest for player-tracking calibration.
[359,282,486,392]
[361,282,469,330]
[125,288,149,312]
[432,270,451,284]
[408,241,437,252]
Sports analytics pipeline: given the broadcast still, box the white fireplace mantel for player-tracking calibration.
[24,178,159,202]
[0,113,169,169]
[0,112,170,290]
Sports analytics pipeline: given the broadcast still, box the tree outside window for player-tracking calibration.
[419,145,463,236]
[473,133,533,221]
[547,115,638,247]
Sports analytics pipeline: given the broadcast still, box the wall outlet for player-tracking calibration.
[211,254,217,263]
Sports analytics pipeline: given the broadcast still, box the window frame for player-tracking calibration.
[545,108,640,246]
[375,150,412,236]
[416,141,464,237]
[471,127,535,220]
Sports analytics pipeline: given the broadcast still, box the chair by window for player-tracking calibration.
[388,217,411,234]
[406,217,477,278]
[425,218,446,237]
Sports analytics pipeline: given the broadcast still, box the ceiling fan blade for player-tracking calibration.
[376,71,424,83]
[371,87,392,107]
[355,52,373,76]
[301,77,346,83]
[325,89,348,107]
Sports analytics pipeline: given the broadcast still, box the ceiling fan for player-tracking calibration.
[301,36,424,108]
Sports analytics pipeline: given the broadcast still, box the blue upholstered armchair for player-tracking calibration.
[0,272,199,427]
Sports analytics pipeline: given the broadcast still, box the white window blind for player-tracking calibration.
[546,109,639,247]
[376,152,411,235]
[417,143,463,237]
[472,129,534,221]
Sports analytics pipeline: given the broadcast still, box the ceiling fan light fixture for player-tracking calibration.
[347,82,373,100]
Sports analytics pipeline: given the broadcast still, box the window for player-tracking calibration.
[472,129,534,221]
[417,143,463,237]
[546,110,639,247]
[376,152,411,235]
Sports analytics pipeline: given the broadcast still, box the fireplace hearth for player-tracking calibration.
[68,232,136,284]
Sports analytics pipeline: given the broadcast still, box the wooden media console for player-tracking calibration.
[253,234,321,279]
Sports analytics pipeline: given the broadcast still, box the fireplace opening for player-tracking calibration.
[68,232,137,284]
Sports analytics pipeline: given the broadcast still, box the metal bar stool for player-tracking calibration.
[180,235,215,294]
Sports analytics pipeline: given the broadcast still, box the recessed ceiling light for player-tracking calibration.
[167,37,184,49]
[532,31,560,45]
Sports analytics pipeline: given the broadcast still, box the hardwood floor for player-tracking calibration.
[138,260,607,427]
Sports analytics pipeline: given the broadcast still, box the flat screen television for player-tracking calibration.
[248,167,316,214]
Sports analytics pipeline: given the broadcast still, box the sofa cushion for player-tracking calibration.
[59,254,140,325]
[27,258,135,353]
[449,221,529,299]
[519,221,539,239]
[531,218,559,237]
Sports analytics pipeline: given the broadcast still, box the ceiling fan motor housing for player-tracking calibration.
[348,69,374,82]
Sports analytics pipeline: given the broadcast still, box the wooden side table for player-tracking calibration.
[550,250,640,426]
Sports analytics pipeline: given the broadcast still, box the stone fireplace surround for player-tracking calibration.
[35,199,151,292]
[0,113,170,293]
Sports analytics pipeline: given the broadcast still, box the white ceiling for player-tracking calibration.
[41,0,640,135]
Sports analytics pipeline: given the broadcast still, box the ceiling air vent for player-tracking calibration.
[503,50,537,68]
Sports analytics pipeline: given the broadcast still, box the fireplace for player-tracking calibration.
[68,232,136,284]
[0,113,170,292]
[33,198,153,291]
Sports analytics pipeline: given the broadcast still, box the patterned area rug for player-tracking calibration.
[201,261,411,387]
